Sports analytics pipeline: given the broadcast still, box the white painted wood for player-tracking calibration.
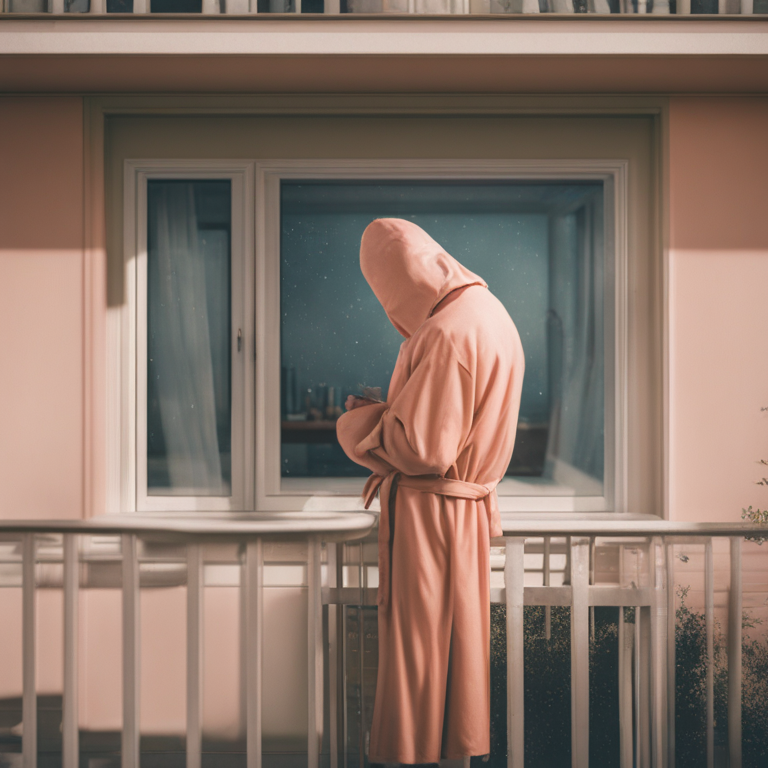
[543,536,551,640]
[63,534,80,768]
[89,0,105,11]
[676,0,691,11]
[618,609,633,768]
[666,542,676,768]
[705,539,714,768]
[51,0,65,12]
[122,534,141,768]
[202,0,220,12]
[649,537,667,768]
[124,160,254,514]
[324,0,341,10]
[246,539,263,768]
[636,606,651,768]
[186,544,204,768]
[505,538,525,768]
[307,539,323,768]
[741,0,754,11]
[0,518,764,538]
[327,543,340,768]
[257,158,627,515]
[728,537,742,768]
[570,537,590,768]
[134,0,149,12]
[22,534,37,768]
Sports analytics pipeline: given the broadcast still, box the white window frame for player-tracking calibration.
[121,160,254,513]
[115,157,627,516]
[256,159,628,516]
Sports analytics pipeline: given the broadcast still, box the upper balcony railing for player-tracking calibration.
[1,0,765,16]
[2,515,767,768]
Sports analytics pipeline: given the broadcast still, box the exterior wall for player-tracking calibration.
[1,90,768,746]
[668,95,768,524]
[0,96,85,521]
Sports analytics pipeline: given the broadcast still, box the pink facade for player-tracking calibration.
[3,94,767,525]
[1,18,767,756]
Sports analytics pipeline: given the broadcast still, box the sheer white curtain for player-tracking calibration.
[147,182,227,495]
[544,194,605,491]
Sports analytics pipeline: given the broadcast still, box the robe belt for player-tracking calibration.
[362,470,501,608]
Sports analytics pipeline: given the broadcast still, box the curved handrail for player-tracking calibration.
[0,511,377,538]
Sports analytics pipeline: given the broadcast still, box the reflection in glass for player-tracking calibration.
[147,180,232,496]
[280,181,604,493]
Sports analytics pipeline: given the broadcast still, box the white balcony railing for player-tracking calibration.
[0,1,764,16]
[1,516,767,768]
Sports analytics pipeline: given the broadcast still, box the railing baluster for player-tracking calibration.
[543,536,551,641]
[307,539,323,768]
[649,537,668,768]
[705,538,714,768]
[63,534,79,768]
[505,537,525,768]
[122,534,141,768]
[327,543,340,768]
[570,537,590,768]
[22,534,37,768]
[636,604,651,768]
[186,544,204,768]
[666,542,676,768]
[741,0,754,12]
[307,539,322,768]
[618,607,633,768]
[728,537,742,768]
[246,539,263,768]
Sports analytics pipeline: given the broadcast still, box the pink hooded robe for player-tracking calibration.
[336,218,525,763]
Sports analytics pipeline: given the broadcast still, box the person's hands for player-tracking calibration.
[345,395,377,411]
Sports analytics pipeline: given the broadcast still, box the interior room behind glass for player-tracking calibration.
[280,180,605,496]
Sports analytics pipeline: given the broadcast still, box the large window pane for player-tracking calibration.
[146,179,232,496]
[280,180,605,494]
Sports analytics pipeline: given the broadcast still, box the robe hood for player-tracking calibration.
[360,218,488,339]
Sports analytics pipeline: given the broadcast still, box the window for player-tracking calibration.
[260,160,625,514]
[119,157,630,516]
[122,162,253,513]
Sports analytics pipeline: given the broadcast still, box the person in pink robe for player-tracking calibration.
[336,217,525,764]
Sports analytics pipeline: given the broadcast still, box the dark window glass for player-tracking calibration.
[147,180,232,496]
[280,180,605,493]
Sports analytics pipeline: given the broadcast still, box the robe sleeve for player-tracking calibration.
[336,334,474,477]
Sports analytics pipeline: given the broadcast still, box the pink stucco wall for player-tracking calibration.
[1,95,767,525]
[668,96,768,523]
[0,90,767,746]
[0,97,85,520]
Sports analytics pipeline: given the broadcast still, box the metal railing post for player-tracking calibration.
[505,537,525,768]
[705,538,714,768]
[307,538,323,768]
[186,544,204,768]
[649,537,668,768]
[22,534,37,768]
[728,537,742,768]
[570,537,590,768]
[246,539,263,768]
[122,534,141,768]
[666,541,676,768]
[63,534,80,768]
